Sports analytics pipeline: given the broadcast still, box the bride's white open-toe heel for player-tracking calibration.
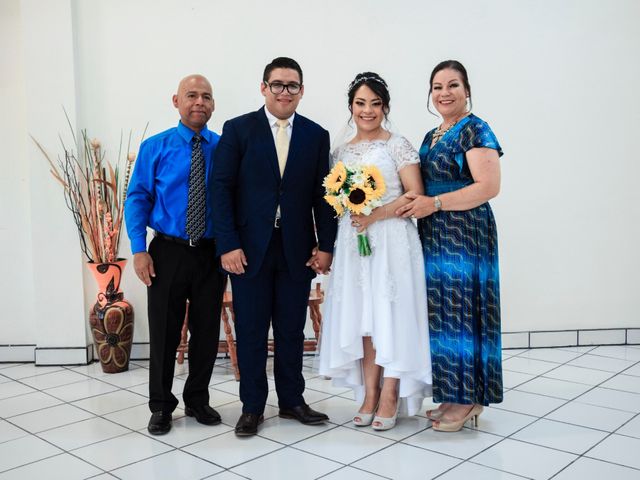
[354,393,380,427]
[352,411,375,427]
[372,406,398,431]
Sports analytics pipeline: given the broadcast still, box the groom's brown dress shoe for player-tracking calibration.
[278,404,329,425]
[235,413,264,436]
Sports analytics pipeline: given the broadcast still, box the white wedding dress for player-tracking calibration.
[318,134,432,416]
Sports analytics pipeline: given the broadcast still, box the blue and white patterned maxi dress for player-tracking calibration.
[418,114,504,405]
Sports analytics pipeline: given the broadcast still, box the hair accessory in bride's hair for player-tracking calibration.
[349,74,388,91]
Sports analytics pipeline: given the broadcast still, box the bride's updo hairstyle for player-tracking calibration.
[347,72,391,120]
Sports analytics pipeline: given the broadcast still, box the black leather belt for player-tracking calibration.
[155,232,215,248]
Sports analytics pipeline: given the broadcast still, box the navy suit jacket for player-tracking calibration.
[212,107,337,280]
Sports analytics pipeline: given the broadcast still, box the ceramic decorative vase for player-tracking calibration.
[87,259,134,373]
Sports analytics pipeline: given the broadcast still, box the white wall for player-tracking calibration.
[0,0,35,344]
[1,0,89,364]
[1,0,639,360]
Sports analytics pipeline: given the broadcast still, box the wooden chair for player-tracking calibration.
[176,283,324,382]
[176,291,236,375]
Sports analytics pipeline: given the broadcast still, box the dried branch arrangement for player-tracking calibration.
[32,112,147,263]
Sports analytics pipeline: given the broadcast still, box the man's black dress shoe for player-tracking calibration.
[235,413,264,436]
[185,405,222,425]
[278,404,329,425]
[147,411,172,435]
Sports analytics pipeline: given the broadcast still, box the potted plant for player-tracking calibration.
[32,116,145,373]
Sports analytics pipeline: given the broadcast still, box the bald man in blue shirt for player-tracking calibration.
[125,74,226,435]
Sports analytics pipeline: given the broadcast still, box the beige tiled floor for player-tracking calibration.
[1,345,640,479]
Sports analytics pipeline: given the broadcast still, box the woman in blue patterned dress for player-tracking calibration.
[397,60,503,432]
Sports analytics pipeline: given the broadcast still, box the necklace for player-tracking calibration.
[431,113,469,145]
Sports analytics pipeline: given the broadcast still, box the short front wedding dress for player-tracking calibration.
[318,134,432,415]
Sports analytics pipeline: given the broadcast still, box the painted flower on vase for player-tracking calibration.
[92,304,133,369]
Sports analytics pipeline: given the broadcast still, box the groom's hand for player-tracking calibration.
[306,247,326,274]
[306,247,321,273]
[221,249,247,275]
[315,251,333,274]
[306,247,332,274]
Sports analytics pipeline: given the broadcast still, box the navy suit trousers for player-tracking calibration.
[230,229,312,414]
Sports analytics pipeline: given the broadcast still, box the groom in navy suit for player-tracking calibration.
[212,57,337,436]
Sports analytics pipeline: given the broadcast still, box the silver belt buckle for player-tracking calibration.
[189,238,197,247]
[274,217,281,228]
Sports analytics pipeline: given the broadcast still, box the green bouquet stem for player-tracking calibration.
[357,232,372,256]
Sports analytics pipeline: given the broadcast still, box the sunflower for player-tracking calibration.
[324,194,345,216]
[345,184,375,215]
[323,161,347,193]
[362,165,386,199]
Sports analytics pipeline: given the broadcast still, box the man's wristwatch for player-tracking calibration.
[434,195,442,211]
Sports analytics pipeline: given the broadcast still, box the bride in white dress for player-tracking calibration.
[318,72,432,430]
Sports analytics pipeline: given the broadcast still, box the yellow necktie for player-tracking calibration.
[276,119,290,176]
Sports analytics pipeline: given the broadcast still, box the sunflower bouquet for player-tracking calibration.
[323,161,386,256]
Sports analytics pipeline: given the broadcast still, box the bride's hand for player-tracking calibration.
[350,214,371,233]
[396,192,436,219]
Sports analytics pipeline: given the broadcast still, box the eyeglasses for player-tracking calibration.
[265,82,302,95]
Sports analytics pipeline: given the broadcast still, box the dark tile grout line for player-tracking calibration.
[309,348,579,480]
[166,384,389,478]
[428,347,602,479]
[547,358,640,479]
[430,345,640,479]
[496,358,640,417]
[172,364,444,478]
[1,359,245,422]
[0,349,612,478]
[0,363,251,476]
[7,363,258,479]
[4,395,632,479]
[3,383,246,477]
[2,347,640,478]
[2,375,432,480]
[71,368,364,476]
[0,352,616,480]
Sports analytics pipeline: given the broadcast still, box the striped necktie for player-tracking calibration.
[185,133,206,242]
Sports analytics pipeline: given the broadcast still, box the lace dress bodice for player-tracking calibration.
[332,134,420,203]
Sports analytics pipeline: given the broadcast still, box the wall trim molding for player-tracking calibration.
[0,344,94,364]
[503,327,640,349]
[131,342,150,361]
[2,328,639,364]
[0,344,36,362]
[34,346,94,365]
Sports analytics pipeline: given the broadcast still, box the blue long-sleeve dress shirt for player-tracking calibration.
[125,121,220,254]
